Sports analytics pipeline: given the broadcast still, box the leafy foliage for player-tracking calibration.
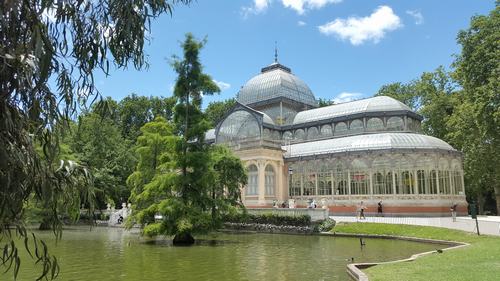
[128,34,247,242]
[205,98,236,126]
[375,3,500,213]
[223,212,312,227]
[449,3,500,213]
[318,98,334,107]
[1,0,190,278]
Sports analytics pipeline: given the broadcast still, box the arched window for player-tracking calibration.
[320,124,333,136]
[400,171,415,194]
[307,127,319,140]
[417,170,426,194]
[272,130,280,141]
[387,117,404,131]
[246,165,258,195]
[295,129,305,140]
[304,180,315,196]
[318,165,332,195]
[373,172,385,194]
[349,119,364,134]
[350,159,369,195]
[439,170,451,194]
[290,173,301,196]
[334,122,347,136]
[283,131,293,141]
[453,171,463,195]
[335,163,348,195]
[372,157,393,194]
[263,128,272,140]
[367,118,384,132]
[430,170,438,194]
[265,165,275,195]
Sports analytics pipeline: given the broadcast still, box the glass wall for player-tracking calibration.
[349,119,364,135]
[387,117,404,131]
[286,154,463,198]
[367,118,384,132]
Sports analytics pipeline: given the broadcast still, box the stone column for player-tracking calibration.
[413,169,419,195]
[347,169,351,202]
[449,170,454,195]
[369,171,374,198]
[392,170,397,196]
[436,170,441,196]
[258,160,266,205]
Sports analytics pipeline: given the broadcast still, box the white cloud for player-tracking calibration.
[282,0,342,15]
[242,0,270,18]
[242,0,341,17]
[213,80,231,91]
[332,92,363,104]
[318,5,402,45]
[297,20,307,26]
[406,10,424,25]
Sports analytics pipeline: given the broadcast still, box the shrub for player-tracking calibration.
[223,212,311,227]
[318,218,336,232]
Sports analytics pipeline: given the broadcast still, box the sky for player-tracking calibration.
[95,0,495,107]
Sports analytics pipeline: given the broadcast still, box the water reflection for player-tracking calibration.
[5,227,444,281]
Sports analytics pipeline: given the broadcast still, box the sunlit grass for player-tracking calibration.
[333,222,500,281]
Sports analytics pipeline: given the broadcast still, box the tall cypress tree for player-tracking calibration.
[128,34,247,245]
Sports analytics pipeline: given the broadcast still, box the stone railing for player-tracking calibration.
[246,208,329,222]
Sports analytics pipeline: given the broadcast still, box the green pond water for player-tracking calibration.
[5,227,444,281]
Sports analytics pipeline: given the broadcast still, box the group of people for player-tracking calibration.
[357,201,384,219]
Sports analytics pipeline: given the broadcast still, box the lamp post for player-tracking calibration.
[288,168,293,198]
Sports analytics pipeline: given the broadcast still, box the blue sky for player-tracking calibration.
[95,0,495,106]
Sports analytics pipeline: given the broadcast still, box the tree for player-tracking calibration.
[128,34,247,245]
[318,98,334,107]
[118,94,177,141]
[449,3,500,213]
[376,67,459,142]
[376,82,420,110]
[1,1,190,279]
[71,109,135,209]
[205,98,236,126]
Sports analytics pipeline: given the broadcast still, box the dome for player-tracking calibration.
[284,133,456,158]
[237,62,318,107]
[293,96,414,125]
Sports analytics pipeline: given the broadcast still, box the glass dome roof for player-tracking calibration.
[293,96,413,125]
[284,133,456,158]
[236,62,318,107]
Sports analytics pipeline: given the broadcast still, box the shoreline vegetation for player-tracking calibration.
[333,222,500,281]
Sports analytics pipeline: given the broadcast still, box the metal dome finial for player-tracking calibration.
[274,41,278,63]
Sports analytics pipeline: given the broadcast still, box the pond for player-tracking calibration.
[5,227,445,281]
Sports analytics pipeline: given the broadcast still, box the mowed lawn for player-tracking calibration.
[333,222,500,281]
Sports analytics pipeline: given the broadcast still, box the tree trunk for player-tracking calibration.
[173,233,195,246]
[494,187,500,215]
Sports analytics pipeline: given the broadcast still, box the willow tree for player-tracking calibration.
[129,34,247,245]
[1,0,190,279]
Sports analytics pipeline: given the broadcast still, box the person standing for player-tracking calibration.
[377,201,383,217]
[451,203,458,222]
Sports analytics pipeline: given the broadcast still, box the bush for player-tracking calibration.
[223,212,311,227]
[318,218,336,232]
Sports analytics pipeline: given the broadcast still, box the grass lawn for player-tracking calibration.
[333,222,500,281]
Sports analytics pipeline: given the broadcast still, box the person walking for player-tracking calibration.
[359,201,366,220]
[377,201,383,217]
